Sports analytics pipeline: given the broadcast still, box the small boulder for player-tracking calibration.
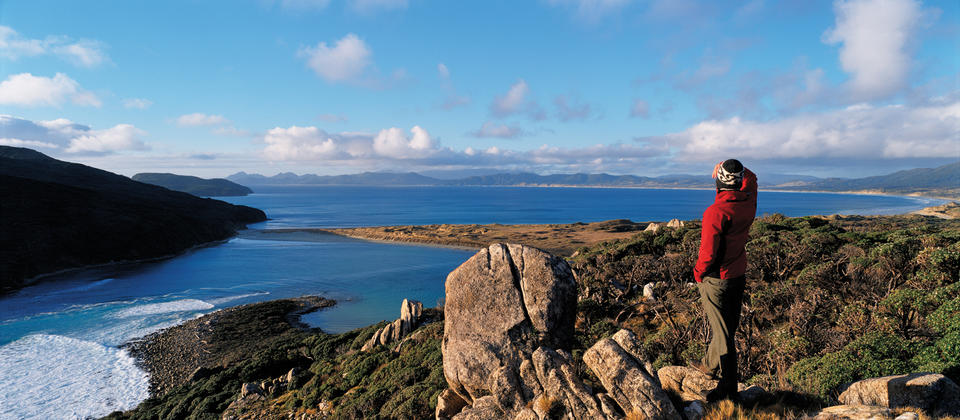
[812,405,891,420]
[683,401,706,420]
[240,382,262,399]
[642,283,656,302]
[644,223,661,233]
[894,412,919,420]
[583,329,681,420]
[667,219,684,228]
[838,373,960,417]
[437,388,469,420]
[657,366,718,403]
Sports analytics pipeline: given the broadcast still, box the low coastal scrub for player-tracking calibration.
[107,213,959,418]
[107,311,446,420]
[569,214,960,405]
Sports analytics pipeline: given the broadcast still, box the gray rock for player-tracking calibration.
[452,396,504,420]
[513,408,538,420]
[239,382,262,399]
[642,283,656,302]
[436,388,469,420]
[812,405,891,420]
[838,372,960,417]
[657,366,718,403]
[442,244,577,404]
[361,299,423,351]
[530,346,607,419]
[584,330,681,420]
[683,401,706,420]
[894,412,919,420]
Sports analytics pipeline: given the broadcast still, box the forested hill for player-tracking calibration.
[0,146,266,294]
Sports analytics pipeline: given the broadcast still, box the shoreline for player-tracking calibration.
[242,183,959,201]
[124,296,335,397]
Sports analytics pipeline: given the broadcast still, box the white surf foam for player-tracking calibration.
[0,334,150,420]
[111,298,214,319]
[207,292,270,305]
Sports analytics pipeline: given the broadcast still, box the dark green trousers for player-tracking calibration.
[698,275,745,393]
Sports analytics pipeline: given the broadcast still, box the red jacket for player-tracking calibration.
[694,169,757,283]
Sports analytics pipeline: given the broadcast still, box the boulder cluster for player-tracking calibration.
[437,243,960,420]
[361,298,424,352]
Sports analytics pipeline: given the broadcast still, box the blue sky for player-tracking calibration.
[0,0,957,178]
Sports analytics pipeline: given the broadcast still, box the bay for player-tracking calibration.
[0,186,942,419]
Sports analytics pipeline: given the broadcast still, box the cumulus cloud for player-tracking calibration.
[823,0,923,101]
[630,99,650,118]
[490,79,543,119]
[0,26,108,68]
[263,125,440,161]
[176,113,229,127]
[554,95,592,122]
[470,121,527,139]
[123,98,153,109]
[0,73,100,107]
[665,99,960,161]
[0,115,147,155]
[299,34,372,83]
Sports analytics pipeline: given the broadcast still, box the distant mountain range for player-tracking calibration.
[227,161,959,197]
[132,173,253,197]
[0,146,266,294]
[227,171,821,189]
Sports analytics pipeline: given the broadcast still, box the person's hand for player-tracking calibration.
[711,162,723,179]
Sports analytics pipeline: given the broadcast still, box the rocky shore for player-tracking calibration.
[124,296,334,396]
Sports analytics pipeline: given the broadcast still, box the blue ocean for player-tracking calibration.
[0,186,943,419]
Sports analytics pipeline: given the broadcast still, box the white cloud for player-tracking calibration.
[492,79,529,116]
[437,63,450,79]
[0,73,100,107]
[547,0,633,23]
[349,0,408,13]
[271,0,331,11]
[823,0,923,100]
[372,126,437,158]
[0,26,108,68]
[213,126,251,137]
[299,34,372,83]
[470,121,526,138]
[66,124,147,154]
[554,95,592,122]
[666,100,960,161]
[630,99,650,118]
[0,138,59,149]
[490,79,542,119]
[176,113,229,127]
[123,98,153,109]
[0,115,147,155]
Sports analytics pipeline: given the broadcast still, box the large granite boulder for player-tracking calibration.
[838,373,960,417]
[442,244,577,404]
[811,405,891,420]
[583,330,681,420]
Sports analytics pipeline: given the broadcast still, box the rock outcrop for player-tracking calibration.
[361,298,424,351]
[584,330,680,420]
[440,244,697,420]
[810,404,891,420]
[838,373,960,417]
[442,243,577,404]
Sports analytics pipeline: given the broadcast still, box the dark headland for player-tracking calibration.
[0,146,266,294]
[132,172,254,197]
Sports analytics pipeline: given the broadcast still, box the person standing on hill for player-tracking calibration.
[692,158,758,402]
